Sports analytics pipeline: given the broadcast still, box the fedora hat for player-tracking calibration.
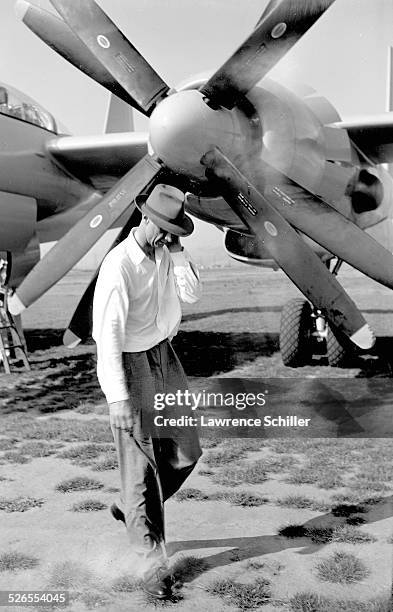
[135,184,194,237]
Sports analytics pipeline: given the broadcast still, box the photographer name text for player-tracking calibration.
[154,415,310,427]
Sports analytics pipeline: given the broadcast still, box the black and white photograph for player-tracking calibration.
[0,0,392,610]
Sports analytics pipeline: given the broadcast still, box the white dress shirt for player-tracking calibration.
[92,230,201,404]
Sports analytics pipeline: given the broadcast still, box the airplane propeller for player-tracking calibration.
[258,164,393,290]
[200,0,335,109]
[14,0,380,350]
[8,154,163,315]
[15,1,146,112]
[49,0,171,116]
[202,148,374,349]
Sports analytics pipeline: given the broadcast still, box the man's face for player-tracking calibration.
[145,218,174,248]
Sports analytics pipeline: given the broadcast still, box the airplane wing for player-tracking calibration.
[332,113,393,164]
[34,131,148,243]
[47,131,148,191]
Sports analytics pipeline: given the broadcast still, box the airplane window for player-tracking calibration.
[0,85,57,132]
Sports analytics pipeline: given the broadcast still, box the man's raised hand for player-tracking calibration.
[167,235,183,253]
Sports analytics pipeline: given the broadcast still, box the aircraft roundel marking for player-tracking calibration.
[271,22,287,39]
[90,214,103,229]
[97,35,111,49]
[264,221,278,237]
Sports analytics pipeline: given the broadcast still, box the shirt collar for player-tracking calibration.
[125,229,147,265]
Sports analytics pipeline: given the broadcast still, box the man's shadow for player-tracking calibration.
[167,495,393,580]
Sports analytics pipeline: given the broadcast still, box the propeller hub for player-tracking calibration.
[149,90,245,180]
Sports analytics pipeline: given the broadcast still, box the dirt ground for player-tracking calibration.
[0,266,392,611]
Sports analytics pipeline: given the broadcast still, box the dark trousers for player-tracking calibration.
[111,340,202,565]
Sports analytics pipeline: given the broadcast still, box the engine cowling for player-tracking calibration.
[224,229,279,269]
[224,228,333,269]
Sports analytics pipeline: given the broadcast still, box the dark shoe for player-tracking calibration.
[142,565,173,600]
[110,503,125,524]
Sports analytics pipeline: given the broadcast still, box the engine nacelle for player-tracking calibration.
[224,229,279,269]
[0,192,36,252]
[224,228,334,269]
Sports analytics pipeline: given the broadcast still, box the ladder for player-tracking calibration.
[0,289,30,373]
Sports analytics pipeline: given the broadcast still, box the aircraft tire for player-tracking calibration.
[326,324,350,367]
[280,298,313,367]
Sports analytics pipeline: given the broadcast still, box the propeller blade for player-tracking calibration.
[15,0,145,113]
[202,148,374,349]
[63,273,98,349]
[63,205,141,347]
[200,0,335,109]
[8,154,163,315]
[50,0,170,116]
[264,175,393,290]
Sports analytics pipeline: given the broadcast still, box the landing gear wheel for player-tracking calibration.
[326,324,351,367]
[280,298,313,367]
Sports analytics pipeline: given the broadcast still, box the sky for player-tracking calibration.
[1,0,393,265]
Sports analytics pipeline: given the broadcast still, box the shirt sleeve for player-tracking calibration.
[92,258,130,404]
[170,248,202,304]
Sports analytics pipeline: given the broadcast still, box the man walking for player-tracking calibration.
[93,184,202,599]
